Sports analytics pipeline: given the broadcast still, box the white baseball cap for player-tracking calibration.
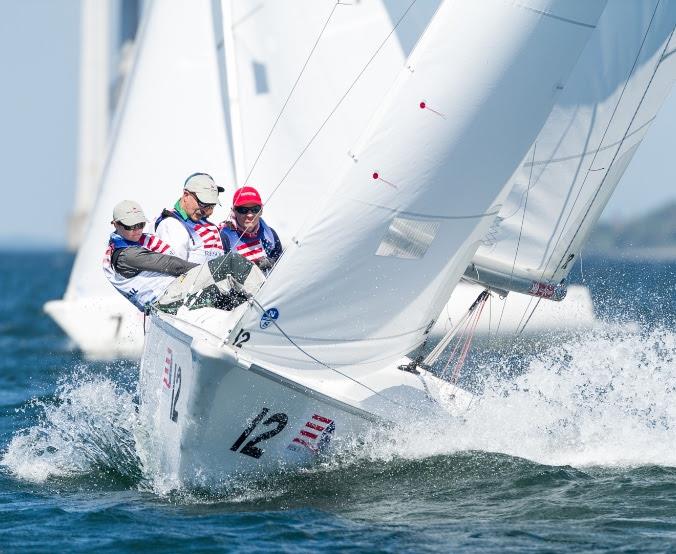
[112,200,148,226]
[184,173,224,205]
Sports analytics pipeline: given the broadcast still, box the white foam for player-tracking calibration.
[1,372,140,483]
[358,325,676,468]
[4,324,675,490]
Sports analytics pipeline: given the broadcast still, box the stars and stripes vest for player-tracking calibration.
[155,209,224,264]
[102,233,177,311]
[219,219,278,265]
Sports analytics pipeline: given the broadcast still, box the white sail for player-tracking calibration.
[467,1,676,297]
[215,0,440,242]
[231,0,606,374]
[46,0,235,357]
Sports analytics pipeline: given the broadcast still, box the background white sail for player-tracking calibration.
[233,0,607,374]
[214,0,440,242]
[467,1,676,298]
[46,0,235,357]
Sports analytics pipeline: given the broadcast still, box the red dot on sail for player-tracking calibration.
[372,172,379,180]
[419,101,426,109]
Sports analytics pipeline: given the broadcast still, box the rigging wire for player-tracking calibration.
[263,0,420,206]
[195,0,421,307]
[244,295,413,411]
[495,143,537,336]
[242,1,344,187]
[424,290,489,384]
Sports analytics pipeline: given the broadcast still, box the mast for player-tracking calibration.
[68,0,111,252]
[215,0,246,185]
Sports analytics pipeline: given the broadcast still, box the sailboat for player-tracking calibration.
[137,0,620,485]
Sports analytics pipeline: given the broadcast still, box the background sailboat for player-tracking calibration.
[45,1,235,359]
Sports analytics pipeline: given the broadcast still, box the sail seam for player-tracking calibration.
[358,201,501,221]
[522,117,656,167]
[513,4,596,29]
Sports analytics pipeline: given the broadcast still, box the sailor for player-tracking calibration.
[103,200,198,312]
[219,186,283,272]
[154,173,226,263]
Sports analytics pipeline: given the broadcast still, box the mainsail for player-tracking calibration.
[231,0,607,373]
[466,0,676,299]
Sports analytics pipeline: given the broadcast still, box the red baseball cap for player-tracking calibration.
[233,186,262,207]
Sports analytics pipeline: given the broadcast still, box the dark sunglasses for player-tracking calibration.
[234,205,262,215]
[118,222,145,231]
[189,191,216,210]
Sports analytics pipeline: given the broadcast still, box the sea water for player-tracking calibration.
[1,251,675,552]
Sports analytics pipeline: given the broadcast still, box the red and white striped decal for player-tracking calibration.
[194,223,224,251]
[163,347,172,389]
[235,239,265,262]
[142,234,171,254]
[288,414,334,453]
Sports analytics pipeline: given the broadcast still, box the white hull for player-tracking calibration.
[138,310,472,487]
[44,297,144,360]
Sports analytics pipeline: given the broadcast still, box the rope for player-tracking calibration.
[245,296,412,410]
[495,143,536,336]
[425,290,489,384]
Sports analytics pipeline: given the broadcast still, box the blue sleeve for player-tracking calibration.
[220,229,231,252]
[269,228,283,262]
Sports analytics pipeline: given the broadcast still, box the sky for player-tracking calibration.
[0,1,674,249]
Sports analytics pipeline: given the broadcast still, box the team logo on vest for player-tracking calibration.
[260,307,279,329]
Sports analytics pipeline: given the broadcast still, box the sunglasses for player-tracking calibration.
[234,205,262,215]
[118,222,145,231]
[189,191,216,210]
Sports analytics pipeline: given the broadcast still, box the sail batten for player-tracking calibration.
[231,0,607,374]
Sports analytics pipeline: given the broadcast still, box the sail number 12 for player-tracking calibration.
[230,407,288,459]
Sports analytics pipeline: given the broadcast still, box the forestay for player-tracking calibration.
[468,0,676,297]
[64,0,234,302]
[213,0,440,243]
[231,0,607,374]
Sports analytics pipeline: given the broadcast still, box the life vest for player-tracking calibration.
[155,209,224,264]
[219,219,278,265]
[102,233,177,311]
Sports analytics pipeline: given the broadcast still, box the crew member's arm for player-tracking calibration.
[112,247,198,278]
